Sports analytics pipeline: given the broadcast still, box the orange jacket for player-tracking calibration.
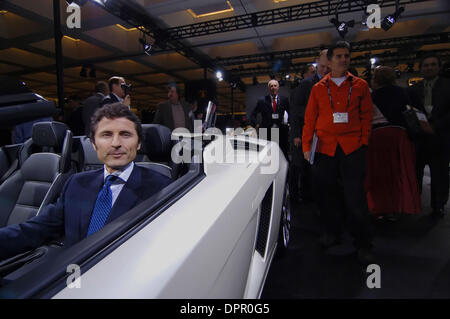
[302,72,373,156]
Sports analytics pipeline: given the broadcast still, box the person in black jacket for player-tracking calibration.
[371,66,409,128]
[289,50,329,202]
[101,76,131,108]
[250,79,290,158]
[82,81,109,135]
[408,54,450,217]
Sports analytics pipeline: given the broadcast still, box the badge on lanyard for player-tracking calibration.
[272,113,279,119]
[327,78,352,125]
[333,112,348,123]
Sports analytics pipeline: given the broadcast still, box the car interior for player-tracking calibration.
[0,82,205,296]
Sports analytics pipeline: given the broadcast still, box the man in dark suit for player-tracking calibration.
[101,76,131,108]
[289,50,329,202]
[409,54,450,217]
[153,84,194,132]
[250,79,290,157]
[0,103,172,260]
[82,81,109,135]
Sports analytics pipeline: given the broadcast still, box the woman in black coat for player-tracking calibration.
[371,67,410,128]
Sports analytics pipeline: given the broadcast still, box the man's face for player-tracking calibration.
[316,55,330,77]
[304,66,316,79]
[92,117,141,173]
[113,80,126,98]
[421,57,440,80]
[168,87,179,104]
[268,80,279,96]
[329,48,350,75]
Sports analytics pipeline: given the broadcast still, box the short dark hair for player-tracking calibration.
[373,66,396,87]
[327,41,351,60]
[108,76,125,92]
[95,81,109,95]
[168,83,180,95]
[90,103,143,143]
[419,54,441,70]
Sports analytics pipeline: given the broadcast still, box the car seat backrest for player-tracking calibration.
[0,121,73,227]
[138,124,174,179]
[78,136,103,171]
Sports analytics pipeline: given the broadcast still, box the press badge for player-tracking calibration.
[272,113,279,119]
[333,112,348,123]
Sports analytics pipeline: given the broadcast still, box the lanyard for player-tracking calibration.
[326,78,352,113]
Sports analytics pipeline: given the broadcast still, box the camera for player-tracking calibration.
[121,83,132,96]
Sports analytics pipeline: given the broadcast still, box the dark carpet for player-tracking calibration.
[262,167,450,299]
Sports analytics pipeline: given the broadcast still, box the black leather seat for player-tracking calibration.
[0,121,73,227]
[137,124,175,179]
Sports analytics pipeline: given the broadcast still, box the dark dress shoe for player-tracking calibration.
[431,208,445,218]
[319,233,341,249]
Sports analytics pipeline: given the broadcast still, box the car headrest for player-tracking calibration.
[32,121,68,148]
[141,124,172,162]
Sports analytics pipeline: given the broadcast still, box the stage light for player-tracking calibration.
[89,67,96,78]
[139,38,152,56]
[216,71,223,82]
[382,7,405,31]
[330,18,355,38]
[80,65,87,77]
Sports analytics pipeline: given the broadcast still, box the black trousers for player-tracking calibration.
[289,140,312,200]
[312,145,373,249]
[416,135,450,210]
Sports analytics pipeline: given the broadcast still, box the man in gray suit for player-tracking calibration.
[82,81,109,135]
[153,84,194,132]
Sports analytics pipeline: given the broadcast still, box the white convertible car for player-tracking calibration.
[0,85,290,299]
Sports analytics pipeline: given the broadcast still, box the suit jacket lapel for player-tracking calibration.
[79,170,104,239]
[106,165,142,224]
[166,102,175,130]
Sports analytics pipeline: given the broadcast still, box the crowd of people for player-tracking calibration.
[249,41,449,265]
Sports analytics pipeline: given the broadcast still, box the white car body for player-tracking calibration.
[54,134,288,298]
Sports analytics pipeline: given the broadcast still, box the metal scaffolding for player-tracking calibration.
[165,0,432,40]
[216,32,450,67]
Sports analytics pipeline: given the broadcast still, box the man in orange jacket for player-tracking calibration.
[302,41,374,265]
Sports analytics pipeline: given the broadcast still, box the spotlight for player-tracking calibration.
[330,18,355,38]
[80,65,87,77]
[285,74,290,79]
[381,7,404,31]
[216,71,223,81]
[89,67,96,78]
[139,38,152,56]
[407,63,414,73]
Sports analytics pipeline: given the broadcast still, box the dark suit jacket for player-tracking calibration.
[408,77,450,156]
[290,74,320,139]
[250,94,290,130]
[101,93,120,107]
[153,100,194,132]
[0,165,172,260]
[408,77,450,139]
[82,93,104,135]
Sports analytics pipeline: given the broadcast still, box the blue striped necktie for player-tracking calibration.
[87,175,119,236]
